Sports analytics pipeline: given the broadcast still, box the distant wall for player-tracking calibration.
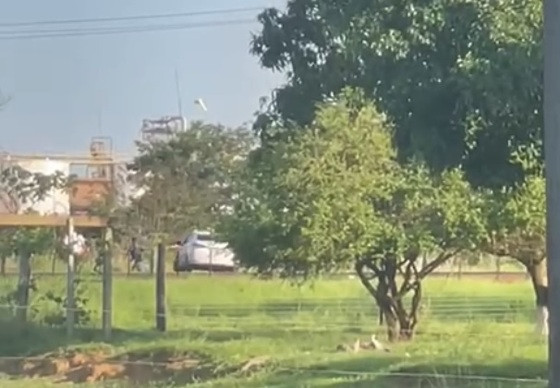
[14,159,71,215]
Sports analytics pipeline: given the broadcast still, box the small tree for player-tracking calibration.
[0,162,65,321]
[121,121,253,241]
[223,91,485,341]
[479,141,547,332]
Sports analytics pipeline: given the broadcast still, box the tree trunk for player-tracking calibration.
[51,253,56,274]
[398,319,415,340]
[379,303,399,342]
[355,258,422,342]
[16,252,31,323]
[381,304,417,341]
[526,260,548,336]
[0,256,6,276]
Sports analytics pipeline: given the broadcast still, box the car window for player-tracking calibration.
[196,234,213,241]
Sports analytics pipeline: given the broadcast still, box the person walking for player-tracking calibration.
[128,237,143,272]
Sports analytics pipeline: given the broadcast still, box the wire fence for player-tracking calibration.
[0,300,546,334]
[0,272,546,386]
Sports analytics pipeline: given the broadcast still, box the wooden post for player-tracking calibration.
[16,251,31,323]
[102,228,113,341]
[66,217,75,338]
[51,252,56,274]
[0,256,6,277]
[155,243,166,332]
[51,229,56,275]
[151,246,156,275]
[209,244,214,277]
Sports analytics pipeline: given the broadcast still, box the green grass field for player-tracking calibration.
[0,274,548,387]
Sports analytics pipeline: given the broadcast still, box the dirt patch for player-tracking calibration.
[0,349,231,385]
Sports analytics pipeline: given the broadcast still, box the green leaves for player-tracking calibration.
[253,0,542,188]
[122,121,254,240]
[0,162,67,257]
[223,91,485,280]
[0,164,67,213]
[485,172,545,265]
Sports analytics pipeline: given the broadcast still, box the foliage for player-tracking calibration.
[114,121,254,242]
[0,163,67,259]
[222,92,486,340]
[35,278,92,326]
[485,174,545,267]
[0,159,74,322]
[251,0,542,187]
[0,163,66,214]
[482,142,546,305]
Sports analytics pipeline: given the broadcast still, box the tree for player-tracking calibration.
[121,121,254,241]
[251,0,542,188]
[0,161,65,320]
[0,161,66,266]
[484,144,547,333]
[222,92,486,341]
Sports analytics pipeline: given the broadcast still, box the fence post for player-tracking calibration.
[102,228,113,341]
[1,256,6,277]
[66,217,75,338]
[51,252,56,274]
[209,244,214,277]
[151,246,156,275]
[16,251,31,323]
[156,243,166,332]
[127,253,131,276]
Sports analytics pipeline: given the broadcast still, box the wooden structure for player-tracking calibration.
[2,136,130,218]
[70,137,115,215]
[0,214,107,228]
[0,137,119,340]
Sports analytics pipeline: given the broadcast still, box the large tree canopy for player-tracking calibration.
[252,0,542,187]
[222,91,486,340]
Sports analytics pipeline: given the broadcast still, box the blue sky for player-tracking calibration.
[0,0,285,155]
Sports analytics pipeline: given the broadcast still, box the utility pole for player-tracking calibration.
[545,0,560,385]
[175,68,183,116]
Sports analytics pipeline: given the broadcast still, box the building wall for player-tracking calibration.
[14,159,71,215]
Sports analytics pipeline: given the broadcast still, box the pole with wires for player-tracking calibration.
[544,0,560,385]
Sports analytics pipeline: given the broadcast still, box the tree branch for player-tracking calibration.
[419,249,461,279]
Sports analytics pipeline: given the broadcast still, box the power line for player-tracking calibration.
[0,6,267,28]
[0,19,256,41]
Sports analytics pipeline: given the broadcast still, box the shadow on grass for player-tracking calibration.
[249,357,547,388]
[0,318,358,357]
[0,318,208,357]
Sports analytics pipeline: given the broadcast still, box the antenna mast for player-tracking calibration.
[175,68,183,117]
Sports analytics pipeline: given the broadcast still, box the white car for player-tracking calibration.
[173,231,236,273]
